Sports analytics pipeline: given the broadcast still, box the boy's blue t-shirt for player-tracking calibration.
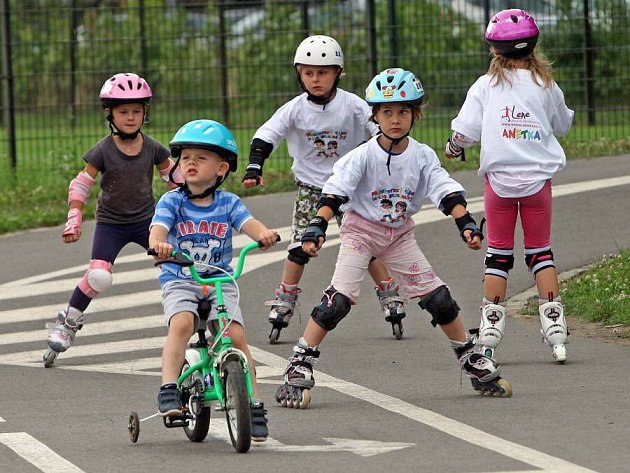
[151,189,253,286]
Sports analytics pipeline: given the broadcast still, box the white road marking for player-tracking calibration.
[0,432,85,472]
[205,418,415,456]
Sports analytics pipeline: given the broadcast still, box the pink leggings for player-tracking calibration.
[484,179,553,251]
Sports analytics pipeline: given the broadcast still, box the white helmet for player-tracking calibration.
[293,35,344,69]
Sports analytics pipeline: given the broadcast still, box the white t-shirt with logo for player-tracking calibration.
[253,88,379,188]
[322,137,465,228]
[451,69,574,198]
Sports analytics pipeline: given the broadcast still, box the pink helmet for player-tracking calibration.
[485,9,539,58]
[99,73,152,107]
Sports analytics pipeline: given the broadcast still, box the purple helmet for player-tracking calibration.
[485,9,539,58]
[99,73,152,107]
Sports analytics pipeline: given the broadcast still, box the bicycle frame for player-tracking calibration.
[175,241,262,409]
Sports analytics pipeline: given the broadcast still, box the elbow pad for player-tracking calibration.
[317,194,348,215]
[451,131,476,149]
[68,171,95,205]
[439,192,467,216]
[159,159,183,190]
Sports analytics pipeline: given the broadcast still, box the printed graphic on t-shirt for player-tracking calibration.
[306,130,347,159]
[176,219,227,275]
[500,104,542,141]
[372,187,414,223]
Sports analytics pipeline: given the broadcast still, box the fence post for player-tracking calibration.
[139,0,148,78]
[218,0,229,125]
[388,0,397,67]
[300,0,309,36]
[366,0,377,77]
[0,0,16,171]
[583,0,595,126]
[70,0,78,127]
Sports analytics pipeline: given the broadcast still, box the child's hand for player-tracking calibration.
[152,242,173,259]
[444,138,464,160]
[62,208,82,244]
[463,231,483,250]
[258,230,278,249]
[302,240,322,257]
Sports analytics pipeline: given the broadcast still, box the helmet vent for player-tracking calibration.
[511,14,518,22]
[398,80,406,89]
[127,80,134,90]
[117,84,125,91]
[321,53,327,57]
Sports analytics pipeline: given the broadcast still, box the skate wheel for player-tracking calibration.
[43,350,57,368]
[268,327,280,345]
[495,378,512,398]
[392,322,403,340]
[553,345,567,364]
[128,411,140,443]
[299,389,311,409]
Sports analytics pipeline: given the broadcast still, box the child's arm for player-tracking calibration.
[444,132,477,160]
[301,195,341,257]
[149,225,173,259]
[240,218,279,249]
[157,158,183,190]
[62,163,98,244]
[446,197,483,250]
[242,139,274,189]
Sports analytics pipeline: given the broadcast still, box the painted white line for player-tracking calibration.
[0,432,85,473]
[205,418,414,456]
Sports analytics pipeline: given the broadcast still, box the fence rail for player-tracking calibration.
[1,0,629,189]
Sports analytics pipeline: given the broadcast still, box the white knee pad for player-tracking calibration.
[477,299,507,349]
[78,259,113,298]
[539,300,568,346]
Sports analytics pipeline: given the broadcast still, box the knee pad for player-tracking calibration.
[419,285,460,327]
[484,247,515,280]
[524,246,555,275]
[287,243,311,265]
[78,259,113,298]
[311,287,352,331]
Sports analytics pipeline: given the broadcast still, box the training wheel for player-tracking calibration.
[268,327,280,345]
[128,411,140,443]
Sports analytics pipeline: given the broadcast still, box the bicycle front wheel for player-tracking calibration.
[223,360,251,453]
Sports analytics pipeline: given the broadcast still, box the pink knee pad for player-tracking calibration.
[78,259,113,298]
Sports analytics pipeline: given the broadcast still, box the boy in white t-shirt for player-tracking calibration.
[274,68,513,409]
[242,35,405,343]
[445,9,574,364]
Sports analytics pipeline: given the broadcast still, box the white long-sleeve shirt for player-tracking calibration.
[451,69,574,198]
[323,137,465,228]
[253,88,379,188]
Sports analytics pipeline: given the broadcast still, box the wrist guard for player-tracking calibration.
[243,138,273,183]
[455,212,484,242]
[301,216,328,245]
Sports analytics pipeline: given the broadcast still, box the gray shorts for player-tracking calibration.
[161,280,244,330]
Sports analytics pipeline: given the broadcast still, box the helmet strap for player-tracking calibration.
[378,116,413,176]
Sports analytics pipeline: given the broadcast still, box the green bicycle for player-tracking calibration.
[128,238,278,453]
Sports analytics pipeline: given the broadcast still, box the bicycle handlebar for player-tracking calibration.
[148,235,281,285]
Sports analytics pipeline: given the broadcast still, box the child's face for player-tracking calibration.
[298,65,338,97]
[179,147,229,188]
[374,103,414,139]
[109,103,145,133]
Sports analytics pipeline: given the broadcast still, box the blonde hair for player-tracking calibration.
[488,50,555,88]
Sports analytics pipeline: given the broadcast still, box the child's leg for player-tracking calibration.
[520,181,567,362]
[158,310,195,416]
[228,322,260,397]
[161,311,195,384]
[368,258,406,325]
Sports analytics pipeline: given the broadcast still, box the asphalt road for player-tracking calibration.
[1,154,629,473]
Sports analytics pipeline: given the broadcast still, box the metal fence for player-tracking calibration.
[1,0,629,189]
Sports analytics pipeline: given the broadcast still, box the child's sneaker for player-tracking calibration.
[250,400,269,442]
[158,383,183,417]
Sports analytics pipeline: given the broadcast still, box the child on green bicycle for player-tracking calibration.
[149,119,278,442]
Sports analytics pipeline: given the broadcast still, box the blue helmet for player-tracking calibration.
[170,119,238,172]
[365,68,424,106]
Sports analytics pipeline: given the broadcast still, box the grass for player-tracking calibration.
[560,250,630,327]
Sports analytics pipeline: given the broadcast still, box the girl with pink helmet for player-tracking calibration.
[43,72,183,367]
[445,10,574,364]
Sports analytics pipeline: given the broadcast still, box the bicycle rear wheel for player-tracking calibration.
[181,359,211,442]
[223,360,251,453]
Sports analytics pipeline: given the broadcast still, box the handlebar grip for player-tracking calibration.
[147,248,158,256]
[258,234,282,248]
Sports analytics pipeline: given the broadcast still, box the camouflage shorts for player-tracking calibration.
[290,180,342,246]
